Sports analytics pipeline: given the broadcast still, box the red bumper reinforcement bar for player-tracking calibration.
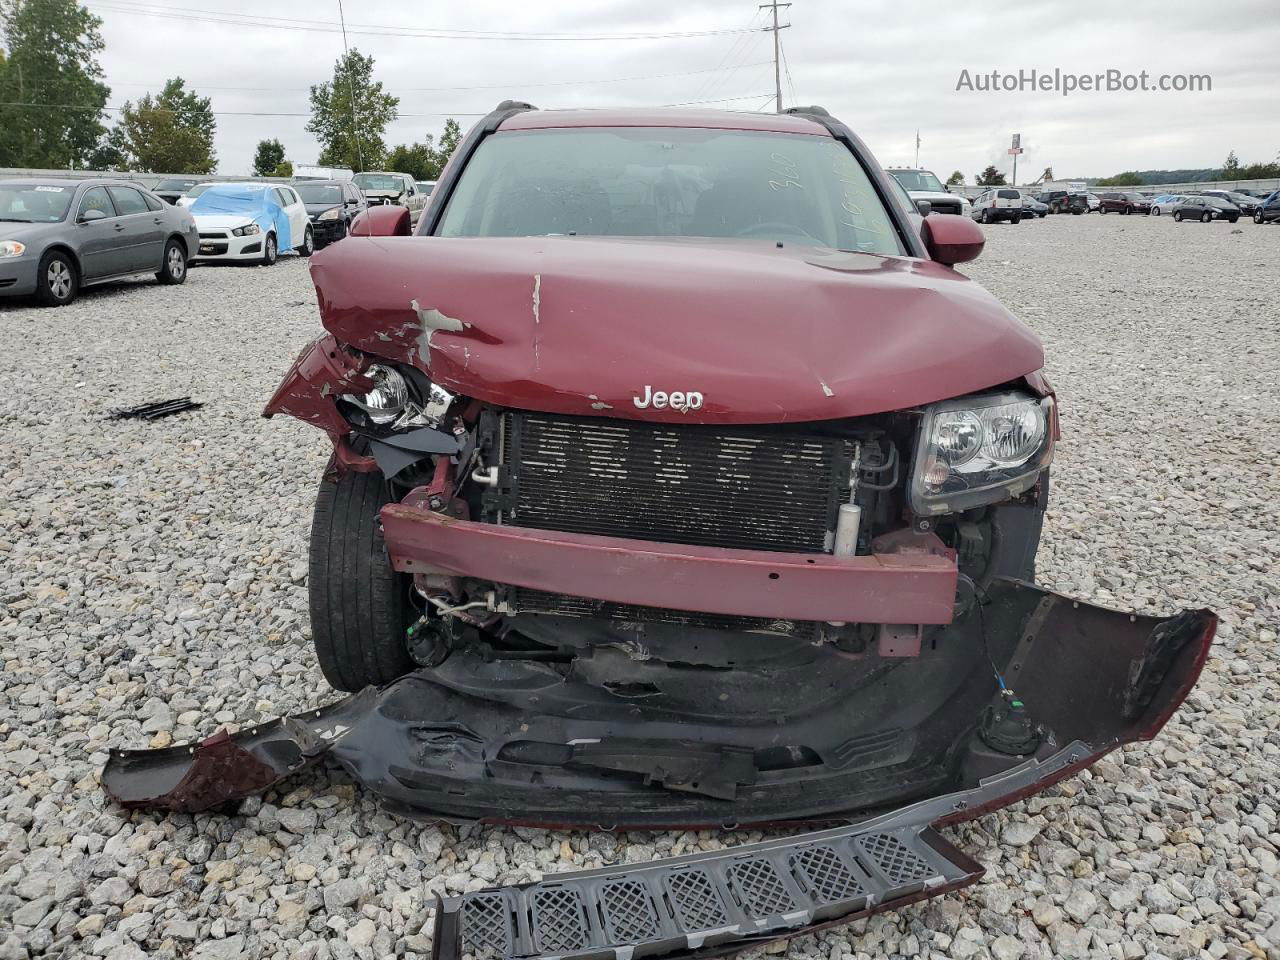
[380,505,959,624]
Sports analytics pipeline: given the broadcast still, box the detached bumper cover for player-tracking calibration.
[381,506,959,625]
[101,584,1213,960]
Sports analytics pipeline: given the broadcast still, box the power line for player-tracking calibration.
[86,1,761,41]
[104,61,776,94]
[690,9,765,102]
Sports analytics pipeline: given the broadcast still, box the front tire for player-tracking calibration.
[1152,207,1161,216]
[297,225,315,257]
[1201,212,1212,223]
[1174,211,1183,222]
[35,251,78,306]
[1256,211,1264,224]
[261,232,278,266]
[156,239,187,285]
[309,469,415,691]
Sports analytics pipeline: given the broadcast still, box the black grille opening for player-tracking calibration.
[491,411,854,554]
[513,587,820,640]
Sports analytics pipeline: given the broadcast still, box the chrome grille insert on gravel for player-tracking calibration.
[433,822,976,960]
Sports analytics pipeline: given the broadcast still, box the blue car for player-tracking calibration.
[1255,191,1280,224]
[189,183,313,265]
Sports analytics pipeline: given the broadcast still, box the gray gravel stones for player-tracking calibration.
[1,217,1278,959]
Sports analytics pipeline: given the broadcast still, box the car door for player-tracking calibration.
[345,183,365,222]
[401,176,421,224]
[73,186,129,279]
[106,185,164,271]
[278,186,307,247]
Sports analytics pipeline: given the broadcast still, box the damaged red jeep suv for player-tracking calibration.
[106,103,1212,960]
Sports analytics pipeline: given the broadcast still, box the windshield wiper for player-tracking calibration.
[0,217,33,222]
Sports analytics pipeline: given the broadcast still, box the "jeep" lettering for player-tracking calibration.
[633,385,704,413]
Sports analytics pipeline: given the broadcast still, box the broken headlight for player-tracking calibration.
[909,392,1053,516]
[343,364,409,424]
[341,363,457,430]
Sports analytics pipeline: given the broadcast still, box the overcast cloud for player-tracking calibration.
[88,0,1279,180]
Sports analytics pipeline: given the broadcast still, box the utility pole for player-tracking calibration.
[915,130,920,168]
[758,1,792,113]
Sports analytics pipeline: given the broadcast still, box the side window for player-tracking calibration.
[272,187,289,206]
[107,186,148,216]
[78,186,116,219]
[280,187,298,206]
[142,192,164,212]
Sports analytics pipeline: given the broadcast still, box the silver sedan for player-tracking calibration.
[0,178,199,306]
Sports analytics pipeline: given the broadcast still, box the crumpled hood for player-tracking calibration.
[309,235,1043,423]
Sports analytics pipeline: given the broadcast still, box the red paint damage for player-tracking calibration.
[289,235,1043,424]
[382,507,959,624]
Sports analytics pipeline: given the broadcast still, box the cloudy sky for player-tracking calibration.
[88,0,1278,180]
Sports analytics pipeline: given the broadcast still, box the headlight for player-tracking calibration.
[317,207,341,221]
[231,223,261,237]
[0,240,26,258]
[342,364,408,424]
[909,392,1054,516]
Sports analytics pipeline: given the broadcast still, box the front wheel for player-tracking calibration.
[1201,212,1211,223]
[1152,207,1161,216]
[980,209,990,223]
[35,251,78,306]
[297,225,315,257]
[156,239,187,285]
[261,232,278,266]
[1256,211,1264,223]
[309,469,415,691]
[1174,211,1183,222]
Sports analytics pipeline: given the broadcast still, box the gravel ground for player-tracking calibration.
[1,215,1278,960]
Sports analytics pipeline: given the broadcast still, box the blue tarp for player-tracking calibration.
[189,186,292,250]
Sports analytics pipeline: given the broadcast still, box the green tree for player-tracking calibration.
[945,170,964,186]
[387,136,438,181]
[0,0,110,167]
[119,78,217,173]
[306,49,398,172]
[272,160,293,177]
[1221,150,1240,178]
[1095,171,1142,186]
[975,165,1006,186]
[86,124,128,169]
[252,138,285,177]
[435,118,462,166]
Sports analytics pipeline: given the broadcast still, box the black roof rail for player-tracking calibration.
[494,100,537,113]
[783,105,831,118]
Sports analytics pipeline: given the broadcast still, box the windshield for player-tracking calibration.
[185,183,216,198]
[438,127,905,255]
[0,182,75,222]
[416,182,435,195]
[888,169,946,192]
[352,173,402,191]
[156,179,197,191]
[297,184,343,204]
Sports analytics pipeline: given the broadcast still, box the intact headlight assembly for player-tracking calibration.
[0,240,26,258]
[231,223,261,237]
[909,392,1054,516]
[316,207,341,221]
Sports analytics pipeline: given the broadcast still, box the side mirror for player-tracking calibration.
[79,208,107,223]
[915,199,932,217]
[920,214,985,266]
[349,204,412,237]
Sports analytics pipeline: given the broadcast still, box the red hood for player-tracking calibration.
[308,236,1043,424]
